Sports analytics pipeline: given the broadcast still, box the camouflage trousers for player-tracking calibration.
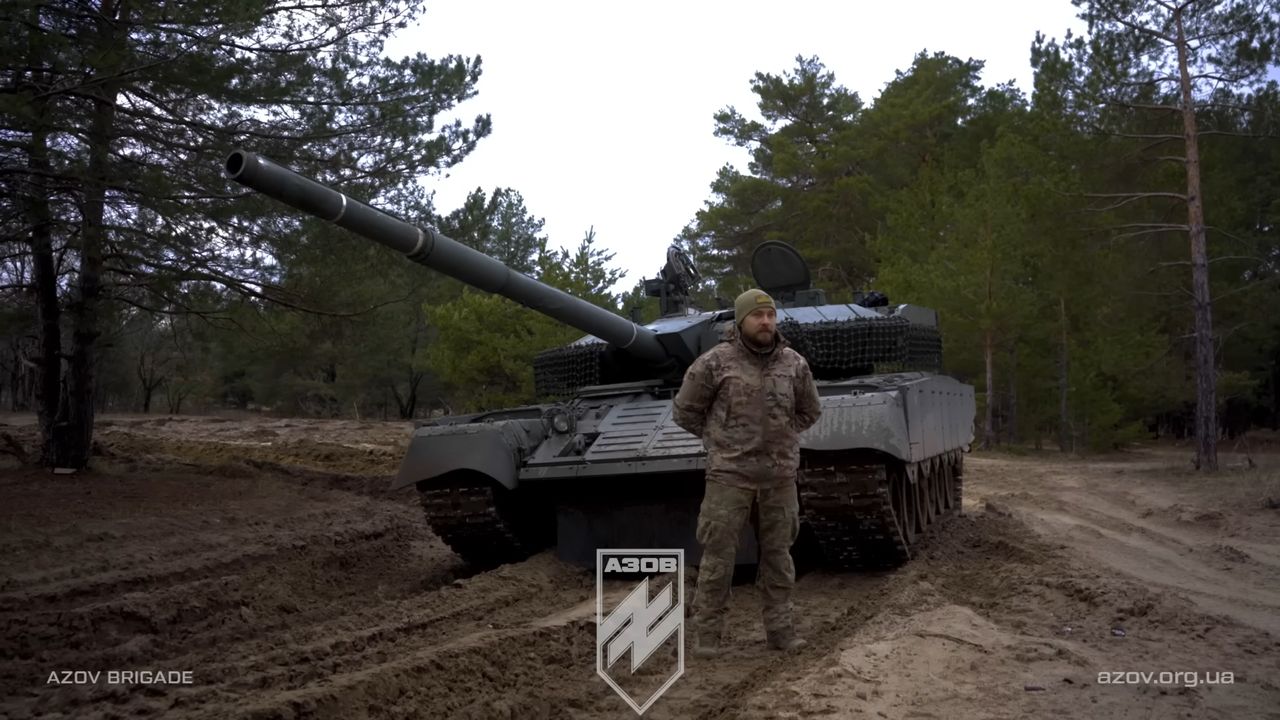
[692,479,801,638]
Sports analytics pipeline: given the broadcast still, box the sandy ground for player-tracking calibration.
[1,413,1278,719]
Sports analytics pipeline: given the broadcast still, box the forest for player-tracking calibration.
[2,0,1278,470]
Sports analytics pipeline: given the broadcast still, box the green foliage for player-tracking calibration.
[690,53,999,301]
[535,228,627,308]
[2,0,495,461]
[424,228,627,413]
[688,26,1280,451]
[691,56,869,297]
[423,291,557,412]
[4,0,492,306]
[437,188,547,274]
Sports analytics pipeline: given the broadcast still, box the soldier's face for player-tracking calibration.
[741,307,776,346]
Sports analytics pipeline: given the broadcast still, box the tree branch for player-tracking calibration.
[1111,226,1189,240]
[1091,129,1184,140]
[1206,225,1267,248]
[1212,272,1280,302]
[1199,129,1280,138]
[1097,3,1176,43]
[108,259,415,318]
[1155,255,1265,268]
[1106,100,1180,112]
[1084,192,1188,199]
[1114,222,1190,230]
[1084,192,1188,212]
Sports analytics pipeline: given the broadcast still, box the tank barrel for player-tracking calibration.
[224,150,667,363]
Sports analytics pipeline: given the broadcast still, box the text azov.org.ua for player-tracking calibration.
[1097,670,1234,688]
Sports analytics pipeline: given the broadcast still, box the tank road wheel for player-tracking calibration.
[930,461,946,519]
[911,470,930,536]
[920,465,939,531]
[939,462,955,511]
[890,465,916,550]
[951,455,965,508]
[417,472,553,568]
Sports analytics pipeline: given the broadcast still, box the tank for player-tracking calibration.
[224,150,976,570]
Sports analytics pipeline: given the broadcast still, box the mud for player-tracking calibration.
[1,414,1278,719]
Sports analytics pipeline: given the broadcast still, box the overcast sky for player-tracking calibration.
[386,1,1088,292]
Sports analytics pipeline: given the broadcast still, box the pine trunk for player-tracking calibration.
[1058,296,1070,453]
[982,231,996,450]
[1007,342,1018,445]
[1271,348,1279,430]
[1175,8,1218,471]
[58,0,126,469]
[32,133,63,465]
[983,328,995,450]
[24,3,68,466]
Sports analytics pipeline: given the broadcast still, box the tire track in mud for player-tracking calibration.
[7,425,1279,719]
[967,455,1280,636]
[96,429,407,487]
[4,522,439,653]
[182,557,592,696]
[1,507,412,611]
[13,504,1278,720]
[681,514,1012,720]
[1,531,469,708]
[211,608,601,720]
[13,554,601,720]
[0,469,460,715]
[721,505,1280,720]
[0,445,964,720]
[3,500,930,720]
[208,568,898,720]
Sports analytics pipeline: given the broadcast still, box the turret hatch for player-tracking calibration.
[751,240,825,306]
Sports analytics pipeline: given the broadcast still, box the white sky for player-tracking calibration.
[387,1,1087,292]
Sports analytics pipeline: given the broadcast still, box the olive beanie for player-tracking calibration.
[734,288,776,327]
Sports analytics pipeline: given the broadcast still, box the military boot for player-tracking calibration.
[692,628,722,659]
[766,627,808,652]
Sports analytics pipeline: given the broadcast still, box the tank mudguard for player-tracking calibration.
[391,419,546,491]
[802,375,975,462]
[803,393,912,457]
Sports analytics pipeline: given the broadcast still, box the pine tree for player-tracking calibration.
[1,0,490,466]
[1062,0,1280,468]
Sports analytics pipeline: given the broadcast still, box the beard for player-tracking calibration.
[743,327,775,350]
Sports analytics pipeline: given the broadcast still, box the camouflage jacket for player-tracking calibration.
[672,326,822,488]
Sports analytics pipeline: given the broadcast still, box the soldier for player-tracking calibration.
[673,288,822,657]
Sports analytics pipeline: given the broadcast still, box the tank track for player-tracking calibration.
[417,482,541,567]
[798,451,964,570]
[417,453,965,570]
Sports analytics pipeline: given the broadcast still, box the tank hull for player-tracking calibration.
[401,373,975,568]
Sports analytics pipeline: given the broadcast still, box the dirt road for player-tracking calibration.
[1,415,1277,719]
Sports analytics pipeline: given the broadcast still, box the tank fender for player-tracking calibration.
[801,393,911,457]
[391,419,546,491]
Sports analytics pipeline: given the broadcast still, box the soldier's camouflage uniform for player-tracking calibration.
[673,324,822,643]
